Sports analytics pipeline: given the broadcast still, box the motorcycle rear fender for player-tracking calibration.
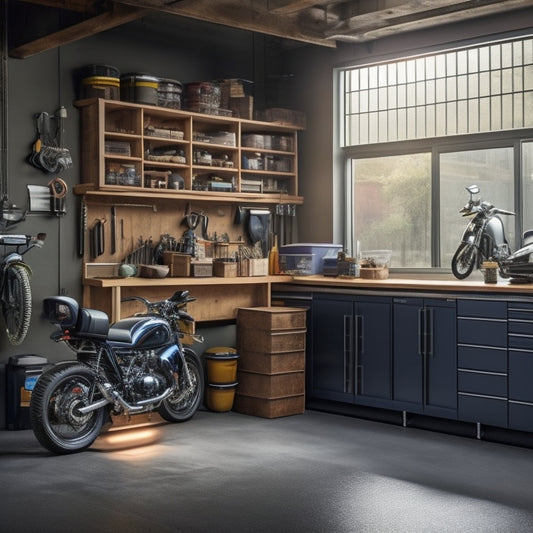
[3,254,32,275]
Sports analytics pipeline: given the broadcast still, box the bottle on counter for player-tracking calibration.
[269,234,280,275]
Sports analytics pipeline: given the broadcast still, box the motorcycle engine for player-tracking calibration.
[118,349,172,403]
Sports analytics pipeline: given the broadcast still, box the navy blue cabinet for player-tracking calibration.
[393,297,457,418]
[457,299,508,428]
[508,302,533,432]
[310,294,392,408]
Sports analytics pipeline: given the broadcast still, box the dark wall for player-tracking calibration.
[4,14,260,363]
[3,9,532,365]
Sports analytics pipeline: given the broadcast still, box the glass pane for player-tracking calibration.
[351,153,432,267]
[440,147,515,268]
[522,142,533,231]
[525,91,533,127]
[525,64,533,90]
[457,50,468,75]
[513,93,524,127]
[502,94,513,130]
[457,100,468,134]
[468,99,479,133]
[479,46,490,71]
[502,68,513,94]
[468,73,479,98]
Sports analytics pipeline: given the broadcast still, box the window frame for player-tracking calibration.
[334,32,533,272]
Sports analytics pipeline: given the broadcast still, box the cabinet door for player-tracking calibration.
[425,300,457,416]
[393,298,423,407]
[355,299,391,400]
[311,297,354,401]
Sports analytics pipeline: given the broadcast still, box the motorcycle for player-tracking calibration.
[451,184,533,281]
[30,289,204,454]
[0,197,46,345]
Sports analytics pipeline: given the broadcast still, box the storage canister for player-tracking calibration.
[158,78,183,109]
[77,64,120,100]
[120,73,160,105]
[206,382,238,412]
[205,346,239,383]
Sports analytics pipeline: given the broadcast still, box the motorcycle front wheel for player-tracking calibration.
[159,348,204,422]
[30,363,104,454]
[1,264,32,345]
[451,242,477,279]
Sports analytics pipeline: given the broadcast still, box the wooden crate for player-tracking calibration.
[238,328,306,353]
[237,307,307,331]
[238,350,305,374]
[163,252,191,277]
[233,393,305,418]
[191,261,213,277]
[237,370,304,398]
[213,260,238,277]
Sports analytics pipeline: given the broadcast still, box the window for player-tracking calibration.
[342,37,533,146]
[340,35,533,270]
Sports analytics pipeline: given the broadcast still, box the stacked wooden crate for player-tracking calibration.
[234,307,307,418]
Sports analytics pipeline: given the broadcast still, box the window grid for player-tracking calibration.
[343,37,533,146]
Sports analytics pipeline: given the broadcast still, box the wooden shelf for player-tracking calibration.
[76,98,302,200]
[73,184,303,204]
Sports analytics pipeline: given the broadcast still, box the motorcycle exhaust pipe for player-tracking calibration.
[77,382,173,415]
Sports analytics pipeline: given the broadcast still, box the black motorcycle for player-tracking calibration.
[30,290,204,454]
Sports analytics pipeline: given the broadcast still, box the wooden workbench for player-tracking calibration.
[84,275,293,323]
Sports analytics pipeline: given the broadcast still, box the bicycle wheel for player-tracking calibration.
[1,264,32,345]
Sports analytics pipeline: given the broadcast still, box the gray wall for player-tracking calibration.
[3,9,532,366]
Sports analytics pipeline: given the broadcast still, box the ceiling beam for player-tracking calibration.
[326,0,532,41]
[9,3,150,58]
[15,0,100,13]
[119,0,337,48]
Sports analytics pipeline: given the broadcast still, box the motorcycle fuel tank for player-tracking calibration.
[107,316,172,349]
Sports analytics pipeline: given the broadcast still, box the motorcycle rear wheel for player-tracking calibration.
[1,264,32,346]
[30,363,104,454]
[452,242,477,279]
[159,348,204,422]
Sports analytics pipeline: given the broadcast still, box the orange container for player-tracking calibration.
[205,347,239,383]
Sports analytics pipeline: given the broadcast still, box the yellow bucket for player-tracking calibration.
[206,382,238,412]
[205,347,238,383]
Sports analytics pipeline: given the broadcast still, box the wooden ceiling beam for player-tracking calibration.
[9,3,150,59]
[119,0,338,48]
[326,0,533,41]
[15,0,102,14]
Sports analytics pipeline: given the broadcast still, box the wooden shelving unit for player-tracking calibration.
[74,98,304,322]
[75,98,303,205]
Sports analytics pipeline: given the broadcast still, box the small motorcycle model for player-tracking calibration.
[30,290,204,454]
[451,184,533,281]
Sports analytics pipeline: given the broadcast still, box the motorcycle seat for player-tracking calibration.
[76,308,109,340]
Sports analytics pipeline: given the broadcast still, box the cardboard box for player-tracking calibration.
[237,350,305,374]
[237,307,307,331]
[233,393,305,418]
[237,370,304,398]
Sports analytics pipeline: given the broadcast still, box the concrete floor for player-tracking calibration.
[2,409,533,533]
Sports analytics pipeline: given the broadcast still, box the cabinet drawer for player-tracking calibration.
[508,319,533,335]
[509,350,533,402]
[457,369,507,397]
[457,318,507,347]
[458,393,508,427]
[457,300,507,319]
[508,333,533,350]
[509,401,533,432]
[457,345,507,373]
